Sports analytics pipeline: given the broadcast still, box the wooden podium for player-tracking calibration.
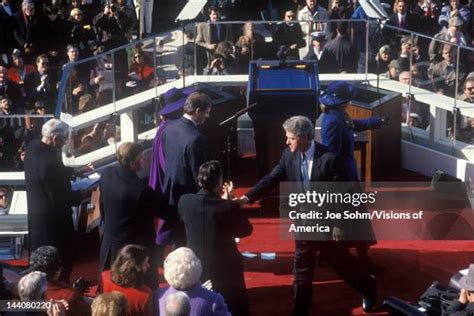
[347,84,402,182]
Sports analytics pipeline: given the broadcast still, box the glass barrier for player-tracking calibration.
[67,115,120,158]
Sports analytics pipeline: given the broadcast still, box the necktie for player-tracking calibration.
[301,153,310,191]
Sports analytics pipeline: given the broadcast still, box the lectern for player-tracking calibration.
[247,61,320,177]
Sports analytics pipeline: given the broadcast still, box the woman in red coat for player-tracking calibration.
[101,244,154,316]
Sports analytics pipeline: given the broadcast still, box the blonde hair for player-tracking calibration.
[92,292,128,316]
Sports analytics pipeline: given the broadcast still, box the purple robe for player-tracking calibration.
[149,120,173,245]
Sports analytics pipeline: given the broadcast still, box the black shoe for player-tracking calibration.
[362,297,376,313]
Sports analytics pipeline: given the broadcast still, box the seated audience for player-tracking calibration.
[100,244,154,316]
[368,45,391,74]
[18,271,48,300]
[24,54,56,112]
[178,160,252,316]
[428,43,466,96]
[128,47,154,92]
[0,65,23,109]
[89,54,114,106]
[204,41,237,75]
[7,49,34,93]
[29,246,92,316]
[413,0,440,36]
[429,17,469,63]
[303,31,337,74]
[157,247,231,316]
[438,0,471,31]
[0,186,11,214]
[91,292,128,316]
[396,37,422,72]
[66,8,97,59]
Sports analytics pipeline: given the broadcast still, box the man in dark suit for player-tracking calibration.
[24,54,56,112]
[303,31,338,73]
[24,118,84,282]
[99,142,159,286]
[161,91,212,246]
[179,160,252,316]
[324,21,360,73]
[272,10,306,60]
[238,116,377,315]
[196,6,233,65]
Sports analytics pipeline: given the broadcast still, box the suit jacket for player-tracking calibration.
[386,13,419,32]
[98,165,156,272]
[162,117,208,206]
[178,189,252,304]
[24,70,57,110]
[246,142,344,202]
[428,60,467,96]
[271,22,306,59]
[13,11,47,50]
[196,22,233,51]
[157,284,230,316]
[24,140,82,268]
[324,35,360,73]
[303,48,338,73]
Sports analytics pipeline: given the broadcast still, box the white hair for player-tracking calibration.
[21,0,34,9]
[41,118,69,139]
[164,247,202,290]
[18,271,47,300]
[165,292,191,316]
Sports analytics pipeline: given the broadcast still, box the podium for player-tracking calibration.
[247,61,320,177]
[347,83,402,181]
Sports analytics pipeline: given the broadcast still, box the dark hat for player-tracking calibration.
[319,81,356,107]
[459,264,474,290]
[158,87,194,116]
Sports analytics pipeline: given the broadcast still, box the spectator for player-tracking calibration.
[116,0,136,40]
[91,292,128,316]
[443,264,474,315]
[396,36,422,71]
[64,67,87,114]
[17,271,48,300]
[204,41,237,75]
[128,47,154,92]
[24,54,56,112]
[89,54,114,106]
[66,8,97,59]
[13,1,48,63]
[303,31,338,73]
[0,0,18,65]
[438,0,471,31]
[29,246,92,316]
[59,45,90,84]
[0,186,11,214]
[297,0,330,39]
[196,6,233,66]
[93,1,129,50]
[165,292,191,316]
[428,43,466,96]
[234,23,266,72]
[13,141,25,170]
[413,0,440,37]
[328,0,353,20]
[429,16,469,63]
[44,5,68,66]
[387,0,419,32]
[369,45,391,74]
[0,64,24,109]
[272,10,306,59]
[7,49,34,96]
[385,59,402,80]
[100,244,154,316]
[14,111,42,146]
[157,247,231,316]
[324,21,359,73]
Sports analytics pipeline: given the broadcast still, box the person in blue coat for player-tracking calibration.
[319,80,389,272]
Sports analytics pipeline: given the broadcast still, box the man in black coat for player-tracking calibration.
[160,92,212,247]
[324,21,360,73]
[303,31,338,73]
[179,160,252,316]
[99,142,158,285]
[271,10,306,60]
[24,54,56,112]
[238,116,377,315]
[24,118,83,282]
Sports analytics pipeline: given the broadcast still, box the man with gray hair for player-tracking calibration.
[165,292,191,316]
[238,115,376,315]
[24,118,83,282]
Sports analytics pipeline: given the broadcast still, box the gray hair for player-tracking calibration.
[282,116,315,140]
[41,119,69,139]
[21,0,34,9]
[18,271,48,300]
[164,247,202,290]
[165,292,191,316]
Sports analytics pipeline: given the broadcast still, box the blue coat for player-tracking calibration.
[321,109,382,181]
